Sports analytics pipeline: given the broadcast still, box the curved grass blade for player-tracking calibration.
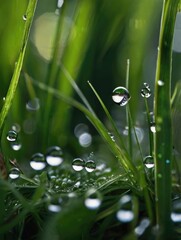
[0,0,38,133]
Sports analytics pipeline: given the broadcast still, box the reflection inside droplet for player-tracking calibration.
[30,153,46,170]
[84,188,102,210]
[85,160,96,173]
[116,210,134,223]
[112,86,131,106]
[144,156,154,169]
[9,168,20,179]
[7,130,18,142]
[72,158,85,171]
[46,146,63,166]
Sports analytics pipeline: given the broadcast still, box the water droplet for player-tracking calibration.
[171,201,181,222]
[158,80,164,86]
[30,153,46,170]
[48,198,62,213]
[26,98,40,111]
[135,218,150,236]
[72,158,85,171]
[117,195,134,223]
[78,132,92,147]
[144,156,154,169]
[57,0,64,8]
[74,123,89,138]
[9,168,20,179]
[150,123,156,133]
[116,210,134,223]
[46,146,63,166]
[166,159,170,164]
[12,123,21,133]
[23,15,27,21]
[84,188,102,210]
[85,160,96,173]
[11,141,22,151]
[141,83,151,98]
[112,87,131,106]
[7,130,18,142]
[3,97,6,101]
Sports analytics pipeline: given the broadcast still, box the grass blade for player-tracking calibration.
[0,0,38,133]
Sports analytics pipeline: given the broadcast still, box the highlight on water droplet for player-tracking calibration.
[9,168,20,179]
[7,130,18,142]
[84,188,102,210]
[72,158,85,171]
[116,194,134,223]
[158,80,164,86]
[112,86,131,106]
[26,98,40,111]
[30,153,46,170]
[23,14,27,21]
[11,141,22,151]
[46,146,63,166]
[144,155,154,169]
[141,83,151,98]
[85,160,96,173]
[48,197,62,213]
[171,201,181,222]
[134,218,150,236]
[57,0,64,8]
[150,123,156,133]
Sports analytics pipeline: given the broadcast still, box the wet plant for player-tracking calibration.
[0,0,181,240]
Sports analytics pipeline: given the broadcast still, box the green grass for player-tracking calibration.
[0,0,181,239]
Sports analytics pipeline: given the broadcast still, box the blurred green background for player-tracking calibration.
[0,0,181,172]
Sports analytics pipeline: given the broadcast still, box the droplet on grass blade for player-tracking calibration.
[116,194,134,223]
[7,130,18,142]
[9,168,20,179]
[84,188,102,210]
[26,98,40,111]
[85,160,96,173]
[46,146,63,166]
[171,201,181,222]
[72,158,85,171]
[144,156,154,169]
[30,153,46,170]
[150,123,156,133]
[23,15,27,21]
[112,87,131,106]
[141,83,151,98]
[11,141,22,151]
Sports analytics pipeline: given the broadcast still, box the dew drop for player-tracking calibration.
[141,83,151,98]
[9,168,20,179]
[116,194,134,223]
[150,123,156,133]
[144,156,154,169]
[78,132,92,147]
[171,201,181,222]
[7,130,18,142]
[46,146,63,166]
[57,0,64,8]
[135,218,150,236]
[116,210,134,223]
[72,158,85,171]
[85,160,96,173]
[11,141,22,151]
[23,14,27,21]
[158,80,164,86]
[84,188,102,210]
[26,98,40,111]
[112,87,131,106]
[30,153,46,170]
[48,198,62,213]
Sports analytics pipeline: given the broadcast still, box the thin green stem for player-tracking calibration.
[125,59,133,158]
[144,98,153,156]
[154,0,179,238]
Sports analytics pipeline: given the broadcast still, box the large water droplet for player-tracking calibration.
[9,168,20,179]
[7,130,18,142]
[84,188,102,210]
[72,158,85,171]
[30,153,46,170]
[26,98,40,111]
[46,146,63,166]
[112,87,131,106]
[144,156,154,169]
[116,194,134,223]
[141,83,151,98]
[85,160,96,173]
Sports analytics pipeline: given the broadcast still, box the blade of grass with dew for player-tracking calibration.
[87,81,128,154]
[31,78,139,189]
[0,0,38,135]
[154,1,179,238]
